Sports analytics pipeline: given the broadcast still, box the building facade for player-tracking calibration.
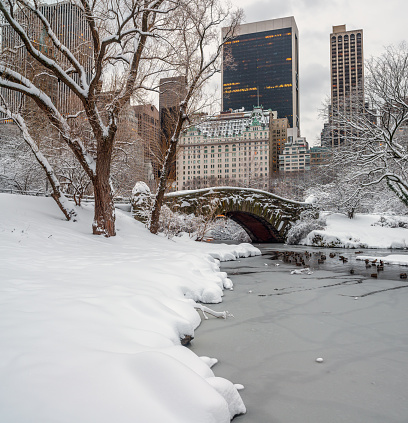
[158,76,187,183]
[320,119,331,148]
[159,76,187,112]
[176,107,280,190]
[269,117,289,173]
[329,24,364,147]
[222,17,299,130]
[132,104,160,184]
[0,2,93,117]
[279,130,310,172]
[310,146,331,168]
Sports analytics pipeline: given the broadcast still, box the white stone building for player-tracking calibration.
[279,129,310,172]
[176,107,288,190]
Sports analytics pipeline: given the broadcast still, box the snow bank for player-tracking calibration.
[356,254,408,266]
[302,213,408,249]
[0,194,257,422]
[175,234,260,261]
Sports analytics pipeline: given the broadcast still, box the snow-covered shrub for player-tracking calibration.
[159,205,222,241]
[370,190,408,216]
[372,216,408,229]
[305,232,368,249]
[286,209,327,245]
[131,181,153,225]
[158,205,197,239]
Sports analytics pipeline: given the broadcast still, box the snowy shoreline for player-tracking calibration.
[356,254,408,266]
[0,194,260,423]
[301,213,408,249]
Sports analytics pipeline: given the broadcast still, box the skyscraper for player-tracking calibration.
[159,76,187,112]
[329,24,364,147]
[222,17,299,130]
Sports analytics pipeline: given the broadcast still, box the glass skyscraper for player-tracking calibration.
[222,17,299,130]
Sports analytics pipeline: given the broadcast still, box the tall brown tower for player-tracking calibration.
[133,104,160,185]
[158,76,187,183]
[159,76,187,112]
[329,24,364,147]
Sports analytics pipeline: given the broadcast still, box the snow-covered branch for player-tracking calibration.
[0,0,87,98]
[0,101,76,220]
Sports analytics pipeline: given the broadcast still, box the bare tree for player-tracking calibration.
[0,101,77,219]
[149,0,242,234]
[0,0,177,236]
[267,170,313,201]
[330,43,408,208]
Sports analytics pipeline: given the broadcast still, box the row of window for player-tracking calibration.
[331,33,362,42]
[182,171,267,180]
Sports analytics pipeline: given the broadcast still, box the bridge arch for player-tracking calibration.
[225,211,284,243]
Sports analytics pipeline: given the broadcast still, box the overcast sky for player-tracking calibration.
[225,0,408,146]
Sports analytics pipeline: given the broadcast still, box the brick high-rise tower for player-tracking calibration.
[329,24,364,147]
[158,76,187,183]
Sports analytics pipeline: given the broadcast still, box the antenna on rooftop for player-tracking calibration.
[257,87,260,107]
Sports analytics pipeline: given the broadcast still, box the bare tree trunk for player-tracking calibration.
[150,138,178,234]
[92,140,116,236]
[41,163,75,221]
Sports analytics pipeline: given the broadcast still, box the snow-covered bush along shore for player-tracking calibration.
[298,213,408,249]
[372,216,408,229]
[286,209,326,245]
[0,193,260,423]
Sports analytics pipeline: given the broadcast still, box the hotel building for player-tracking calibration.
[175,107,289,190]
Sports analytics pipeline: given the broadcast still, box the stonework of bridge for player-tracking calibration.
[161,187,311,243]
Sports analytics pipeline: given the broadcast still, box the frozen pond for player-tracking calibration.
[189,244,408,422]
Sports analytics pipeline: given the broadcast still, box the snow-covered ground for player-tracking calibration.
[0,193,260,423]
[303,213,408,249]
[356,255,408,266]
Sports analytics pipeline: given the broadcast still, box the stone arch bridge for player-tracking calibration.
[140,187,311,243]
